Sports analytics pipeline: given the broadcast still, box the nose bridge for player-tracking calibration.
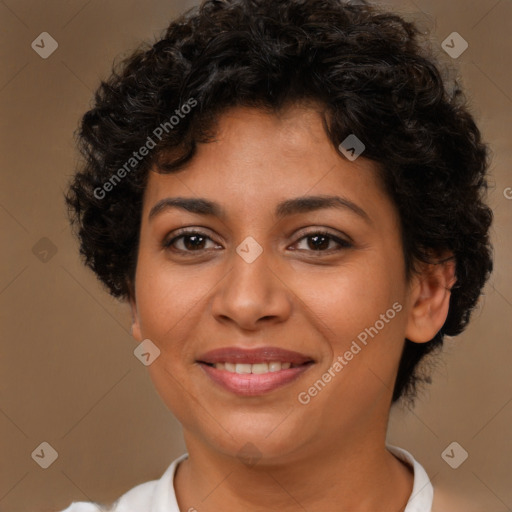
[211,236,291,328]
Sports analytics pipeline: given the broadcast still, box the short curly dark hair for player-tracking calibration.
[65,0,493,404]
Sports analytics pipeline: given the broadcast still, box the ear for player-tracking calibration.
[129,293,143,342]
[405,254,457,343]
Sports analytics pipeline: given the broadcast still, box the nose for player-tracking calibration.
[210,243,293,331]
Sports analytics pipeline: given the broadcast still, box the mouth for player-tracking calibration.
[196,346,315,396]
[202,361,305,373]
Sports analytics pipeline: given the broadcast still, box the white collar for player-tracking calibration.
[387,444,433,512]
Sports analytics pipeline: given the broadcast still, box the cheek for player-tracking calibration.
[297,266,406,421]
[296,253,408,408]
[299,258,405,345]
[134,254,213,343]
[133,255,208,424]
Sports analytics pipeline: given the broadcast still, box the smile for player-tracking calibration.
[196,346,315,396]
[210,361,299,373]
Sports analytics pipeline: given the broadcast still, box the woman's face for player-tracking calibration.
[130,104,420,462]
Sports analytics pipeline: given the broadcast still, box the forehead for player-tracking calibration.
[142,105,393,224]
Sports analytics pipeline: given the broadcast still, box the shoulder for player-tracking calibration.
[57,454,187,512]
[114,479,159,510]
[59,504,112,512]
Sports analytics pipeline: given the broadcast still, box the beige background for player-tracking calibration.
[0,0,510,511]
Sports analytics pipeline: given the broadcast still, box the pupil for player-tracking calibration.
[185,235,205,250]
[309,235,329,250]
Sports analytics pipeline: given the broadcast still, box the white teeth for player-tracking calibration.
[212,361,295,373]
[235,363,252,374]
[251,363,269,374]
[269,362,281,372]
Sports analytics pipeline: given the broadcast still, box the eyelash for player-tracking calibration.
[162,229,353,256]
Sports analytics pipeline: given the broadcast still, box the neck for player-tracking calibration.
[174,430,413,511]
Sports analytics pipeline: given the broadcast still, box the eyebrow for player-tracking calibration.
[148,195,371,223]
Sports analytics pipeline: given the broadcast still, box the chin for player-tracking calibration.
[204,416,308,464]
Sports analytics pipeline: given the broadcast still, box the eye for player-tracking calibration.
[163,229,221,253]
[162,229,352,255]
[291,231,352,253]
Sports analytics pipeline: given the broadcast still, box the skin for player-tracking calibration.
[130,104,455,511]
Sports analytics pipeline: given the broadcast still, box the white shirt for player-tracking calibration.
[60,445,433,512]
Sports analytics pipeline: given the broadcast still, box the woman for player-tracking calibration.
[62,0,493,510]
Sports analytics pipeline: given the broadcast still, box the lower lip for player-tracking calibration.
[198,363,313,396]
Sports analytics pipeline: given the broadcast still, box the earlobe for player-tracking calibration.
[129,296,143,342]
[405,256,457,343]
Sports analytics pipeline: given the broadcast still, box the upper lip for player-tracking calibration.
[197,346,314,365]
